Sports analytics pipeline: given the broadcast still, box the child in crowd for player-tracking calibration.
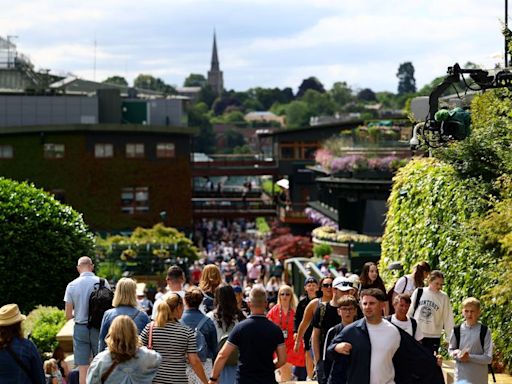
[449,297,493,384]
[44,358,64,384]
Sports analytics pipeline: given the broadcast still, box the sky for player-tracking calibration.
[0,0,508,94]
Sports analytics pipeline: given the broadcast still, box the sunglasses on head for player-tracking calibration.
[280,292,291,296]
[322,283,333,288]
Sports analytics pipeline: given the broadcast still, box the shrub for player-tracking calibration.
[313,243,332,258]
[0,178,94,312]
[25,306,67,354]
[255,217,270,234]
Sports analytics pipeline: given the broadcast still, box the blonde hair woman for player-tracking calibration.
[88,315,161,383]
[266,285,304,382]
[140,294,209,384]
[199,264,222,313]
[98,278,150,352]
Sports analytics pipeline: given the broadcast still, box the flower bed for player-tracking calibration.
[312,226,381,244]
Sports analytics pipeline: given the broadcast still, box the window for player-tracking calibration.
[156,143,175,158]
[95,143,114,158]
[121,187,149,214]
[126,143,144,158]
[44,143,65,159]
[0,145,13,159]
[280,145,296,159]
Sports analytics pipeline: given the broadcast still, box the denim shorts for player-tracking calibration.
[73,323,99,365]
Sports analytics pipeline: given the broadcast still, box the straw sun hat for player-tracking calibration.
[0,304,26,326]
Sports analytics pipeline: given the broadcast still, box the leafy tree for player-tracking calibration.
[357,88,377,102]
[286,100,310,128]
[396,62,416,95]
[329,81,354,108]
[225,110,246,124]
[184,73,207,87]
[102,76,128,87]
[212,94,242,116]
[248,87,295,110]
[24,306,66,354]
[224,129,246,150]
[0,178,94,312]
[134,74,176,95]
[233,144,252,154]
[189,102,216,153]
[243,98,264,111]
[198,85,216,109]
[301,89,336,116]
[297,76,325,98]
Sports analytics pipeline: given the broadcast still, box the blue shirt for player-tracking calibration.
[181,308,218,359]
[98,306,150,351]
[0,337,45,384]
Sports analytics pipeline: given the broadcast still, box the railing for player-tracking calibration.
[284,257,340,297]
[192,198,275,211]
[192,154,276,168]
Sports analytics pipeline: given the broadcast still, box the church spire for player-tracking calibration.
[207,30,223,95]
[211,30,220,71]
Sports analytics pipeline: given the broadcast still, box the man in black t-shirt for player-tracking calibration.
[209,287,286,384]
[312,276,355,384]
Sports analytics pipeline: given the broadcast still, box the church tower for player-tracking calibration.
[207,31,223,96]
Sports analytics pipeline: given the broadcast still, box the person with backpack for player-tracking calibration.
[64,256,111,384]
[449,297,493,384]
[182,288,218,384]
[391,261,431,302]
[98,278,150,352]
[206,285,246,384]
[387,293,423,342]
[407,270,454,355]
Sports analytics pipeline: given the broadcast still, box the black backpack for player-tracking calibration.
[87,278,113,329]
[453,323,495,383]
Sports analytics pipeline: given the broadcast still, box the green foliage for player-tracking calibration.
[297,76,326,98]
[102,75,128,87]
[184,73,207,87]
[255,217,270,234]
[434,89,512,182]
[95,224,199,277]
[396,62,416,95]
[380,158,490,302]
[313,243,332,258]
[25,306,67,354]
[0,178,94,312]
[134,74,176,95]
[286,100,310,128]
[261,179,282,195]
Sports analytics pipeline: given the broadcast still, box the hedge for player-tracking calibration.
[25,306,67,355]
[0,178,94,312]
[381,88,512,370]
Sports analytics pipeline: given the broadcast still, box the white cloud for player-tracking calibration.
[0,0,508,91]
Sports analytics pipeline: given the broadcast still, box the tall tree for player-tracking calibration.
[286,100,310,128]
[297,77,325,98]
[184,73,207,87]
[102,76,128,86]
[329,81,354,108]
[396,62,416,95]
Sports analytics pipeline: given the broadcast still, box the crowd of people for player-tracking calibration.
[0,219,495,384]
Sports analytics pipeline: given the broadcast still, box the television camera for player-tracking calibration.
[410,63,512,149]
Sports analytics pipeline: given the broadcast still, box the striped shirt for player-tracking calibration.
[140,321,197,384]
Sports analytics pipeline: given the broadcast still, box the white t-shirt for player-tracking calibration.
[393,275,415,296]
[389,315,424,341]
[367,320,400,384]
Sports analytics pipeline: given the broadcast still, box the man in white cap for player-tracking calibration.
[0,303,45,383]
[311,276,355,384]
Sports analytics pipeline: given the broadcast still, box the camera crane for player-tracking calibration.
[410,63,512,149]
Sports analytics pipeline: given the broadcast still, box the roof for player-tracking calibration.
[245,111,277,118]
[0,124,198,136]
[258,119,364,137]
